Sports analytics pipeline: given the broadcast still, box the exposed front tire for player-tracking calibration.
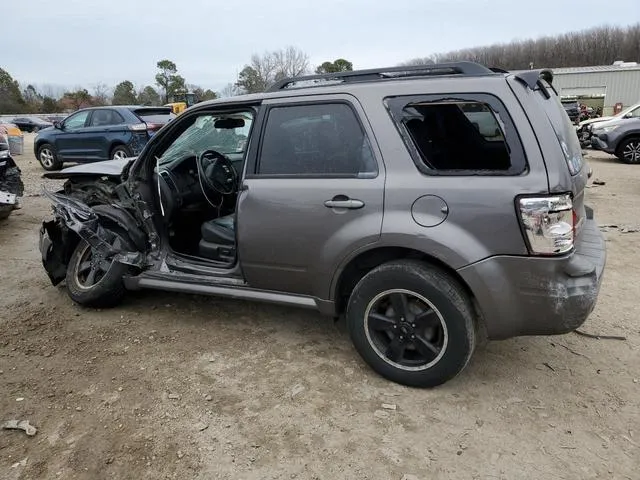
[37,143,62,171]
[111,145,132,160]
[616,137,640,164]
[65,227,134,308]
[346,260,476,388]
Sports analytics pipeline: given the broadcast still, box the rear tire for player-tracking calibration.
[111,145,132,160]
[37,143,62,171]
[616,137,640,164]
[346,260,476,388]
[65,226,134,308]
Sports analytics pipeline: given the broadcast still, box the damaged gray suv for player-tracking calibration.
[39,62,606,387]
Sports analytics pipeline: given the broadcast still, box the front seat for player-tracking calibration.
[198,214,236,263]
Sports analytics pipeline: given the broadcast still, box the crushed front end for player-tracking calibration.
[39,188,148,285]
[0,149,24,219]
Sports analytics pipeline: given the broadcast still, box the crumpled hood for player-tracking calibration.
[578,116,615,128]
[43,157,136,179]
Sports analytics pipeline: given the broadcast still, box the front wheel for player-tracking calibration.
[346,260,476,388]
[616,137,640,164]
[65,227,134,308]
[37,143,62,171]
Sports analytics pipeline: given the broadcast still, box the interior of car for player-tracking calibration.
[404,101,511,171]
[154,111,253,266]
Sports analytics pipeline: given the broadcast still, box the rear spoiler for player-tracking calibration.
[492,67,557,98]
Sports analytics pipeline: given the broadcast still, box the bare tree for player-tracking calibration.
[92,82,111,106]
[220,82,240,98]
[236,46,310,93]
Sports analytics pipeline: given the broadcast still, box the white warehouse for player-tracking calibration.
[552,62,640,115]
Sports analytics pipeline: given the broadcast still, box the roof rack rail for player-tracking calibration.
[267,61,494,92]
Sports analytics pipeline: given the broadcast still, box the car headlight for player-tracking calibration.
[601,125,619,133]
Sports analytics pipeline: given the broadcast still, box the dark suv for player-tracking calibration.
[38,63,606,388]
[34,106,175,171]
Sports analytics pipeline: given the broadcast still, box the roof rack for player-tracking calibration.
[267,61,495,92]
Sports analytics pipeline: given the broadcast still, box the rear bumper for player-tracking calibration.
[458,217,606,340]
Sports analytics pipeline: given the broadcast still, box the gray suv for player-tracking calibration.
[39,62,606,387]
[591,116,640,164]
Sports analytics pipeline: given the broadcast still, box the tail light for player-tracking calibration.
[145,122,163,131]
[518,193,574,255]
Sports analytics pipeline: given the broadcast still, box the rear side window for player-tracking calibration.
[90,109,124,127]
[133,108,175,124]
[386,94,526,175]
[537,81,583,175]
[257,102,377,177]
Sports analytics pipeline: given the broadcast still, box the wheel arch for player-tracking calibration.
[108,141,127,156]
[333,246,485,333]
[615,133,640,156]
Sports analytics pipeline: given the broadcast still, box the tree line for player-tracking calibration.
[0,60,218,114]
[2,23,638,115]
[403,23,640,69]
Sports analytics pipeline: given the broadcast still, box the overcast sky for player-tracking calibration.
[4,0,638,93]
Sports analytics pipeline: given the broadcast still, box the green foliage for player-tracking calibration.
[315,58,353,74]
[0,68,26,114]
[112,80,138,105]
[236,66,267,94]
[23,85,43,113]
[62,89,93,110]
[155,59,186,103]
[192,87,218,102]
[137,85,161,106]
[41,96,59,113]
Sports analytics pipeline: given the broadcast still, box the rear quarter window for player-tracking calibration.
[537,81,583,175]
[385,93,527,176]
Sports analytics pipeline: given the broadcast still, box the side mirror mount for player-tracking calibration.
[623,113,632,119]
[54,121,62,129]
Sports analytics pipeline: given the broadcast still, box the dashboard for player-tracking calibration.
[156,152,244,218]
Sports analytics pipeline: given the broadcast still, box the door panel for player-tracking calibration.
[237,97,385,299]
[84,109,129,160]
[55,110,92,160]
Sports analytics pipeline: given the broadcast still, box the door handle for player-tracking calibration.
[324,197,365,209]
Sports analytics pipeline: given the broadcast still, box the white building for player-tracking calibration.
[552,62,640,115]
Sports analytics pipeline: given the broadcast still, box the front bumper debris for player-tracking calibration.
[39,188,145,285]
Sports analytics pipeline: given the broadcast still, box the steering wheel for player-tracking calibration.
[197,150,238,197]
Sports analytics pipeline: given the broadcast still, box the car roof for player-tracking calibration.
[194,63,551,110]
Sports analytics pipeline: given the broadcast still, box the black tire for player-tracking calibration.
[65,226,134,308]
[616,137,640,164]
[346,260,476,388]
[37,143,62,171]
[111,145,132,160]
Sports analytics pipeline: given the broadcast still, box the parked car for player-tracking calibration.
[577,101,640,147]
[561,99,580,124]
[11,116,53,132]
[38,63,605,388]
[590,117,640,163]
[33,106,176,171]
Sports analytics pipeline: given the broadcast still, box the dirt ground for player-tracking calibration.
[1,134,638,480]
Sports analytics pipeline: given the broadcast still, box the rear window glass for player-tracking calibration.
[538,81,583,175]
[133,109,175,124]
[386,94,526,175]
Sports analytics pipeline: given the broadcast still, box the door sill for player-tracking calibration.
[124,271,318,310]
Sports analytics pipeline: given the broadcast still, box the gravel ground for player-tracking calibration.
[0,134,638,480]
